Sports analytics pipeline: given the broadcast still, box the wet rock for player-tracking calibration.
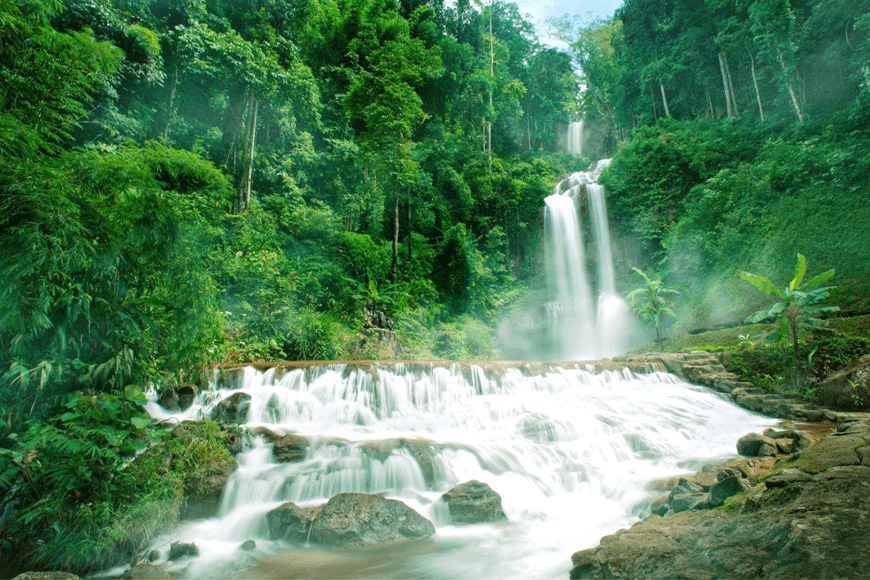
[156,387,180,412]
[310,493,435,547]
[441,480,508,524]
[736,432,777,457]
[121,564,171,579]
[570,470,870,580]
[168,541,199,560]
[180,455,238,519]
[212,392,251,424]
[12,574,81,580]
[176,384,198,411]
[266,501,318,542]
[707,474,750,507]
[239,540,256,551]
[272,434,310,463]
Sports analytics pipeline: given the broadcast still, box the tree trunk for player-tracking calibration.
[238,93,258,214]
[156,64,178,142]
[748,48,765,124]
[407,188,412,263]
[391,182,399,285]
[724,51,739,117]
[660,82,671,118]
[718,51,734,118]
[777,47,804,125]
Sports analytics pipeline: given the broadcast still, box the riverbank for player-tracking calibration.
[571,351,870,579]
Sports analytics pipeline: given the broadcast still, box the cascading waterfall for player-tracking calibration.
[545,159,633,359]
[567,121,583,157]
[138,363,777,580]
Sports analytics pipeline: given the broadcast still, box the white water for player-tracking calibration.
[567,121,584,157]
[140,363,777,580]
[545,159,633,359]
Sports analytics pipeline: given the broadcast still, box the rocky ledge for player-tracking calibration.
[572,351,870,579]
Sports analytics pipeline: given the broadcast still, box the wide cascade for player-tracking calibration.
[141,363,776,580]
[545,159,633,359]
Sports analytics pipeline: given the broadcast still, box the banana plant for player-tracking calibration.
[739,252,839,388]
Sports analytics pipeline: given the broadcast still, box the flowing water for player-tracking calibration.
[140,362,777,580]
[545,159,634,359]
[566,121,584,157]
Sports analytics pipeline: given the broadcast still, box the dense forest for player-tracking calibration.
[1,0,869,573]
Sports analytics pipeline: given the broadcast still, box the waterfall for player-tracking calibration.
[544,160,632,359]
[140,363,777,580]
[567,121,583,157]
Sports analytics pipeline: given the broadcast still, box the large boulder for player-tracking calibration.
[180,456,238,519]
[309,493,434,547]
[211,392,252,424]
[272,434,310,463]
[817,354,870,409]
[736,432,777,457]
[266,502,319,542]
[441,480,507,524]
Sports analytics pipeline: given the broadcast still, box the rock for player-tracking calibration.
[239,540,256,551]
[793,433,869,474]
[266,501,318,542]
[121,564,172,580]
[441,480,508,524]
[669,492,707,513]
[180,455,238,519]
[570,469,870,580]
[649,495,670,516]
[176,384,198,411]
[12,574,81,580]
[156,387,180,412]
[817,354,870,409]
[736,432,778,457]
[707,474,749,507]
[168,541,199,560]
[310,493,435,547]
[272,434,310,463]
[212,392,252,424]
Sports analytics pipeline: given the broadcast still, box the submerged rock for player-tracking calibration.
[441,480,508,524]
[168,541,199,560]
[121,564,171,579]
[11,574,81,580]
[310,493,435,547]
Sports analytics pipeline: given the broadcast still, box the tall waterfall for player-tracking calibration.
[545,160,632,359]
[140,363,776,580]
[567,121,583,157]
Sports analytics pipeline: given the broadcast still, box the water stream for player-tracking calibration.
[141,362,777,579]
[545,159,634,359]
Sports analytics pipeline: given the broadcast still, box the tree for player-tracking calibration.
[627,267,679,349]
[344,7,442,284]
[739,252,839,390]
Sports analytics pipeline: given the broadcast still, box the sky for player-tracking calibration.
[511,0,624,47]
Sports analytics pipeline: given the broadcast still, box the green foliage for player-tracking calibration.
[282,309,343,361]
[0,388,159,573]
[739,253,839,390]
[0,405,236,576]
[626,267,679,349]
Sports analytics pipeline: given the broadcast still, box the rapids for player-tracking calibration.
[138,362,777,579]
